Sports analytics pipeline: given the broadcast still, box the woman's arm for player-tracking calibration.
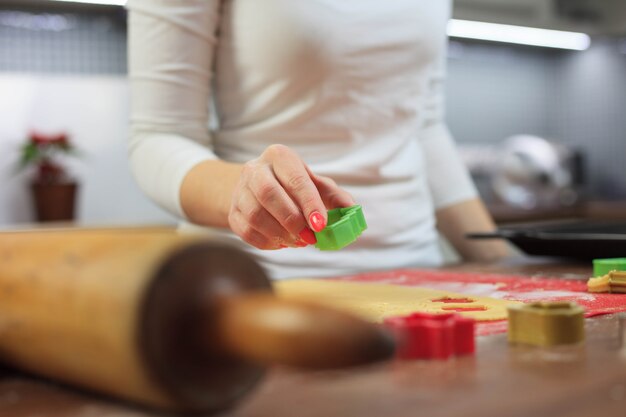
[128,1,352,250]
[179,160,242,229]
[435,198,510,262]
[420,123,509,262]
[127,0,220,218]
[418,6,508,262]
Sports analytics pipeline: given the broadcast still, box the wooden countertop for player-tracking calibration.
[1,258,624,417]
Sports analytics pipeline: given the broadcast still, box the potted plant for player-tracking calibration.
[18,131,80,222]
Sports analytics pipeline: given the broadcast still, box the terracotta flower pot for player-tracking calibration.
[31,182,78,222]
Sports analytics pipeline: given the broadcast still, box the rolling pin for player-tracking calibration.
[0,228,393,414]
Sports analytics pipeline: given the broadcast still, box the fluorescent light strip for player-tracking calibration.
[46,4,590,51]
[448,19,591,51]
[50,0,127,5]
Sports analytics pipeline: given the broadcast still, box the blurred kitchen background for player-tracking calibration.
[1,0,625,227]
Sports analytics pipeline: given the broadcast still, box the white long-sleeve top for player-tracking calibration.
[127,0,477,279]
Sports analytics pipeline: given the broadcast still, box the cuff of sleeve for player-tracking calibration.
[421,124,478,210]
[129,133,218,219]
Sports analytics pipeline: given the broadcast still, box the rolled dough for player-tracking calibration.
[274,279,519,322]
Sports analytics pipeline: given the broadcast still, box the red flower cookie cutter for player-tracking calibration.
[384,312,475,360]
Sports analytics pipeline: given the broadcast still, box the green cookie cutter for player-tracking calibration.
[314,205,367,251]
[593,258,626,277]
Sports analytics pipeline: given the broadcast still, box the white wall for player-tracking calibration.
[552,40,626,198]
[446,41,557,145]
[0,74,176,227]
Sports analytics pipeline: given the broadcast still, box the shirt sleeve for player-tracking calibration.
[419,15,478,210]
[126,0,220,218]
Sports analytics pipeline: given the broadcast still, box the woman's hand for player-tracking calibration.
[228,144,355,250]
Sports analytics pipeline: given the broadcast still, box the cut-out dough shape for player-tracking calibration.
[441,306,488,312]
[431,297,475,304]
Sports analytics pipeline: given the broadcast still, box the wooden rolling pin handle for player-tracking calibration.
[141,241,394,412]
[211,293,395,369]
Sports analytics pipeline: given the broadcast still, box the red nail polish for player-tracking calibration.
[298,228,317,245]
[309,211,326,232]
[279,244,287,248]
[295,241,307,247]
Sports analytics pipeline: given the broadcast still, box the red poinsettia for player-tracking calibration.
[19,131,79,184]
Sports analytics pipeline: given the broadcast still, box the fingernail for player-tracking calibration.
[309,211,326,232]
[295,241,307,247]
[298,228,317,245]
[279,244,287,249]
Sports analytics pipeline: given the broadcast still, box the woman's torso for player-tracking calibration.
[181,0,452,279]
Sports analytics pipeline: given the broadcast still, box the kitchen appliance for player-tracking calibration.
[462,135,585,212]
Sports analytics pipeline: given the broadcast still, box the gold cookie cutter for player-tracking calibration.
[508,301,585,347]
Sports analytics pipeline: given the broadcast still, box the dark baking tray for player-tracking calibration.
[467,221,626,259]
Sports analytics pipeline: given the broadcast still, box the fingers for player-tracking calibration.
[237,187,300,247]
[228,210,283,250]
[247,164,315,243]
[309,172,356,210]
[268,145,327,233]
